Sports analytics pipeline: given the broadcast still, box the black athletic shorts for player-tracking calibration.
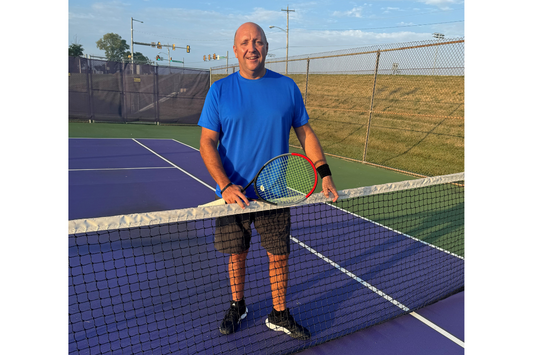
[213,198,291,255]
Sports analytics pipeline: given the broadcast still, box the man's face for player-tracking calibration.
[233,23,268,79]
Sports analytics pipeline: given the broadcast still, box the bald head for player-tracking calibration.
[233,22,269,79]
[234,22,267,46]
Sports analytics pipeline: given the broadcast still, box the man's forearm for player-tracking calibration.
[294,124,327,167]
[199,137,231,189]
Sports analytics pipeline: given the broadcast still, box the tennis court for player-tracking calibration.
[68,136,464,355]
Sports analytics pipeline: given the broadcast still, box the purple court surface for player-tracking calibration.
[69,138,464,354]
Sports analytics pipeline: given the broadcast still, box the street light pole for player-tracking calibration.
[281,6,295,75]
[131,17,143,63]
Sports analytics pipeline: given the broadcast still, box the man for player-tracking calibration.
[198,22,338,340]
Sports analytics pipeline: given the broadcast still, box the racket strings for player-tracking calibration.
[256,155,316,204]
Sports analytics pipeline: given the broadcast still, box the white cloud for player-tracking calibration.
[91,1,129,12]
[418,0,461,9]
[332,7,364,18]
[244,7,284,22]
[69,12,95,20]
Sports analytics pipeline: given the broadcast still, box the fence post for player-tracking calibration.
[363,49,381,161]
[121,61,127,123]
[304,57,310,106]
[86,57,95,123]
[154,65,159,123]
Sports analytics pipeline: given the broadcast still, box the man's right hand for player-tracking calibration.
[222,184,250,209]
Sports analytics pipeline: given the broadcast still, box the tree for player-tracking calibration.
[69,43,84,57]
[132,52,151,64]
[96,33,130,62]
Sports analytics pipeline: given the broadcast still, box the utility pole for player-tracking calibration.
[130,17,143,63]
[281,6,295,75]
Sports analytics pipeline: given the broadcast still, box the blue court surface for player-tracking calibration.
[69,138,464,355]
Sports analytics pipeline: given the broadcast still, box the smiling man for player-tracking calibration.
[198,22,338,340]
[232,22,268,79]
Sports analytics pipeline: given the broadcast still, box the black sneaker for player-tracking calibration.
[265,308,311,340]
[219,299,248,335]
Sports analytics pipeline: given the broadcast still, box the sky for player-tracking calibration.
[68,0,464,69]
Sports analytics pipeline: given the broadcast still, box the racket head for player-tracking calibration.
[253,153,318,206]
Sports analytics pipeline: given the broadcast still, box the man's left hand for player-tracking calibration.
[321,176,339,202]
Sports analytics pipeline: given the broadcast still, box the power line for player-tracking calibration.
[135,30,232,42]
[303,20,464,32]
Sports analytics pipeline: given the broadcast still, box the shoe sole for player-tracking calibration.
[219,307,248,335]
[265,318,310,340]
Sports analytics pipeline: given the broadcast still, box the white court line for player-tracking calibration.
[290,208,465,348]
[291,235,464,347]
[411,311,464,347]
[132,138,215,192]
[171,139,200,152]
[327,202,464,260]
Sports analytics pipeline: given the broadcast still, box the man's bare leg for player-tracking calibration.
[268,252,289,311]
[229,250,248,301]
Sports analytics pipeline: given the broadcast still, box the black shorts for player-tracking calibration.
[214,204,291,256]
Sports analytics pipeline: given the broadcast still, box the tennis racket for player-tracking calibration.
[241,153,318,206]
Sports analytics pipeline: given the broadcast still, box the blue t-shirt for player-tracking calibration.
[198,69,309,198]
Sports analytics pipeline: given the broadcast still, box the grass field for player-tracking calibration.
[212,73,464,177]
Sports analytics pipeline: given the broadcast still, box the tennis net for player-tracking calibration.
[69,172,464,355]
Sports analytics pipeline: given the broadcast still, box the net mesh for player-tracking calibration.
[69,173,464,355]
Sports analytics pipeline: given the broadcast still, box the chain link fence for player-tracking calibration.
[211,38,464,177]
[69,57,210,124]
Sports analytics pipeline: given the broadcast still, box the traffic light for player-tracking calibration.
[156,55,161,61]
[172,44,176,50]
[208,55,211,60]
[203,55,206,61]
[157,42,162,49]
[186,45,190,53]
[213,53,216,60]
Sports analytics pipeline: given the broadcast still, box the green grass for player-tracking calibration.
[213,73,464,176]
